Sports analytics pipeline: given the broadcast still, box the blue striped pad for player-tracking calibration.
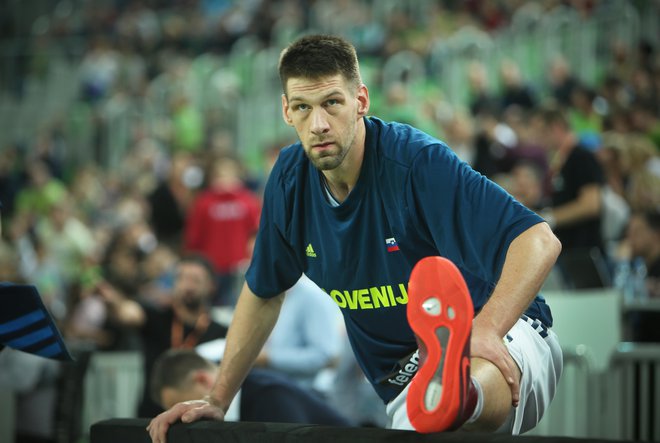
[0,309,46,334]
[5,326,53,348]
[37,341,64,358]
[0,283,73,361]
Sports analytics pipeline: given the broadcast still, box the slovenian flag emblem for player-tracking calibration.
[385,237,400,252]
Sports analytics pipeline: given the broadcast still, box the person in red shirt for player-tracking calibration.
[184,156,261,306]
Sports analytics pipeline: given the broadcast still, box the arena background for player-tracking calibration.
[0,1,659,442]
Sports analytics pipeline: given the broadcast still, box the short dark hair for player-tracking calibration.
[278,34,362,95]
[179,254,217,281]
[150,349,215,406]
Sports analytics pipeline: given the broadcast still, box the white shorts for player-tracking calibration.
[385,317,563,434]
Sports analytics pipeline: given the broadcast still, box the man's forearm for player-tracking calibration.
[208,282,284,411]
[473,222,561,336]
[544,184,601,229]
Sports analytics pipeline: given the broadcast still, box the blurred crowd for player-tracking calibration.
[0,0,659,441]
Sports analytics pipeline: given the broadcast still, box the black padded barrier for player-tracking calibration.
[91,419,633,443]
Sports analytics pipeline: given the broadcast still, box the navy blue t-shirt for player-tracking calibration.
[246,117,550,403]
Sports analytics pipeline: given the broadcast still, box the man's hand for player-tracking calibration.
[146,398,225,443]
[470,325,520,407]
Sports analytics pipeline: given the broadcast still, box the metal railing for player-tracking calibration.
[607,343,660,442]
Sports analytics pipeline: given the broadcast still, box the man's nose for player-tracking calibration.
[310,108,330,135]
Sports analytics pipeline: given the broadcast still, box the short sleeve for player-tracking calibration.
[406,145,543,282]
[245,161,302,298]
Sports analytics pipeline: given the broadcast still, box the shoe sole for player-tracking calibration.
[406,256,474,433]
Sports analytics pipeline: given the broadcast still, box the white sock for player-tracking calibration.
[466,376,484,424]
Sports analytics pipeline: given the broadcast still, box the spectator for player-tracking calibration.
[440,109,476,165]
[171,94,205,153]
[327,333,389,428]
[509,161,546,212]
[150,349,353,426]
[14,160,68,222]
[101,220,155,296]
[184,156,261,306]
[498,59,537,112]
[254,274,343,392]
[568,84,602,150]
[99,254,228,417]
[595,133,632,256]
[623,134,660,211]
[536,107,607,288]
[467,61,499,117]
[148,152,201,250]
[547,55,580,108]
[471,108,518,178]
[36,196,97,285]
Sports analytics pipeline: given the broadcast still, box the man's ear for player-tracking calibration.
[356,84,370,118]
[193,369,216,389]
[281,94,294,126]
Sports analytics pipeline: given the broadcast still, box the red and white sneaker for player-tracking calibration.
[406,256,476,433]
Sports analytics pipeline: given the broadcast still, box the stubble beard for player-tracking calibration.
[305,124,356,172]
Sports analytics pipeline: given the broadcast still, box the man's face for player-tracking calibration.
[173,262,214,310]
[281,74,368,171]
[511,165,542,209]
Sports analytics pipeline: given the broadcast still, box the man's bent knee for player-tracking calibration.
[464,357,521,431]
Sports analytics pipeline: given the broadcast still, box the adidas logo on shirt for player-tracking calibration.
[306,244,317,258]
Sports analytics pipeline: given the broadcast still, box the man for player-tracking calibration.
[184,155,261,306]
[148,35,562,441]
[100,254,228,417]
[253,274,343,392]
[151,349,352,426]
[535,107,606,288]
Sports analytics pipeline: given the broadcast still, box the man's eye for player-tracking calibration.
[326,99,338,106]
[296,104,310,111]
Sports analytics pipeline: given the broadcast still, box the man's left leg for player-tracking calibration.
[396,257,562,434]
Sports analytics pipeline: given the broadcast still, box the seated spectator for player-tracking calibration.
[150,349,353,426]
[99,254,228,417]
[253,274,343,393]
[14,160,67,222]
[147,152,201,251]
[568,84,602,150]
[467,61,499,117]
[547,55,580,108]
[509,160,547,211]
[498,59,537,112]
[326,334,389,428]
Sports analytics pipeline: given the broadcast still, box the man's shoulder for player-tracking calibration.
[367,116,452,168]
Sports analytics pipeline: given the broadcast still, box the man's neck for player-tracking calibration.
[321,119,366,203]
